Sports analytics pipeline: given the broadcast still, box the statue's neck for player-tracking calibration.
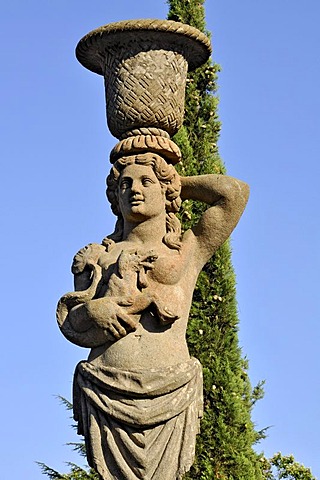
[122,214,166,247]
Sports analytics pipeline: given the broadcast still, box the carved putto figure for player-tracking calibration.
[57,20,249,480]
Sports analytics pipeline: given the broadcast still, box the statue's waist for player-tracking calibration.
[88,325,190,369]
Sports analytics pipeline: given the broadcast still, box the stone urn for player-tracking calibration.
[76,19,211,162]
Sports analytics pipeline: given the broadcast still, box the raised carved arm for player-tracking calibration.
[180,174,250,267]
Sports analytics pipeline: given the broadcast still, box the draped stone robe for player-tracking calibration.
[73,357,203,480]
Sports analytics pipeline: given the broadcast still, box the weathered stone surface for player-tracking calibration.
[57,19,249,480]
[110,132,182,165]
[73,357,203,479]
[75,19,211,139]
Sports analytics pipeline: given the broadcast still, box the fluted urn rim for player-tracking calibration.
[76,18,212,75]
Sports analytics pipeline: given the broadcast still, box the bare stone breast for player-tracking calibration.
[88,241,198,369]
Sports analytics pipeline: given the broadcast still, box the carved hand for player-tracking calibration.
[82,297,138,341]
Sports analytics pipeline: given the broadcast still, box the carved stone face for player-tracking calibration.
[118,164,166,222]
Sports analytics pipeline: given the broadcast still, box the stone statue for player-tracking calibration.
[57,20,249,480]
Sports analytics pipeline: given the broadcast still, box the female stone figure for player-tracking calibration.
[57,152,249,480]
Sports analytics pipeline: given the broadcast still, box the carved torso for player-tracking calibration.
[85,237,200,369]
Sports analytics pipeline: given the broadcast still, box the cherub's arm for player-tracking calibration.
[181,174,249,267]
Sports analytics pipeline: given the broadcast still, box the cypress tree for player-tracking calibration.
[167,1,265,478]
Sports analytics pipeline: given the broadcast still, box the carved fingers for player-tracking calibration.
[84,298,138,341]
[103,309,137,341]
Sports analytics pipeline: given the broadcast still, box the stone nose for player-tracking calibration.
[131,179,143,194]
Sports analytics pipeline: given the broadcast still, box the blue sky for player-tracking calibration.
[1,1,319,478]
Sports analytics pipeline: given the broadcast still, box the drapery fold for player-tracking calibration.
[73,357,203,480]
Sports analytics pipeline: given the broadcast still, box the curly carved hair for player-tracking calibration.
[105,153,182,250]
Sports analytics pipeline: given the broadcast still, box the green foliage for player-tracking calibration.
[260,453,316,480]
[167,0,206,32]
[37,462,99,480]
[38,397,99,480]
[168,0,265,478]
